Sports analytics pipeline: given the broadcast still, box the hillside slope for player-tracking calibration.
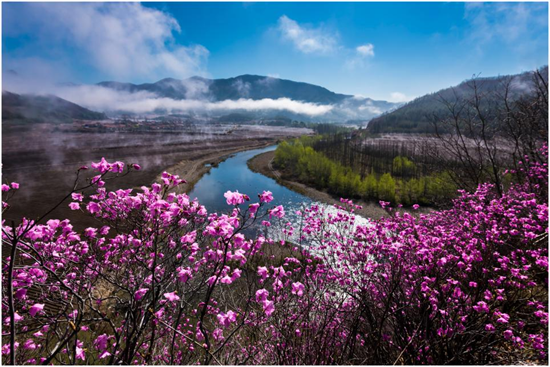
[367,67,548,134]
[2,91,106,123]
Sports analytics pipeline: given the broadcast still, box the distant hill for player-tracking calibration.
[2,91,106,123]
[97,74,352,104]
[367,67,548,134]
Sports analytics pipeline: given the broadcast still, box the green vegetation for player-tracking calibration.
[274,136,457,206]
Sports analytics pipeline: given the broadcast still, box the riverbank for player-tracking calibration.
[248,150,433,219]
[155,140,276,194]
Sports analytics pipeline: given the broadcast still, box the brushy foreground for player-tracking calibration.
[2,147,548,365]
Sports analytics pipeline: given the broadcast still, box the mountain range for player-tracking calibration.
[3,68,546,127]
[97,75,354,104]
[3,74,401,123]
[93,74,400,121]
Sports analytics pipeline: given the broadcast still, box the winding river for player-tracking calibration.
[188,145,313,215]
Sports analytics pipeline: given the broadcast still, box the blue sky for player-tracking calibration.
[3,2,548,101]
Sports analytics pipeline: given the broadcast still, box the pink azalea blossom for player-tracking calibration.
[224,190,245,205]
[269,205,285,219]
[29,304,44,317]
[164,292,180,302]
[291,282,305,297]
[134,288,148,301]
[259,191,273,203]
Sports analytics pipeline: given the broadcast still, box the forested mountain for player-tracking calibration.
[367,67,548,134]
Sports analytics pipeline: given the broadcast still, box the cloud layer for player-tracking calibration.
[51,85,333,117]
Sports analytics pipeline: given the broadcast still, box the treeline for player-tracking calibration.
[274,137,456,206]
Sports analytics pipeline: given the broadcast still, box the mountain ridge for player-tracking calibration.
[96,74,355,105]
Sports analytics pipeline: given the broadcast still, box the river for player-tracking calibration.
[188,145,313,216]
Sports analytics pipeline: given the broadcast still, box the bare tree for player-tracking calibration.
[430,68,548,195]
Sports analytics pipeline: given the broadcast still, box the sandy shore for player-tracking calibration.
[248,150,433,220]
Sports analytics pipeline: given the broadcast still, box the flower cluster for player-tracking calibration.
[1,148,547,365]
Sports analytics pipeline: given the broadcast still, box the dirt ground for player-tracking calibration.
[2,122,311,230]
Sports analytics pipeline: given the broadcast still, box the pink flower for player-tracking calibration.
[262,300,275,316]
[259,191,273,203]
[75,346,86,361]
[23,339,36,350]
[111,161,124,173]
[132,164,141,171]
[257,266,269,282]
[10,182,19,190]
[379,201,390,209]
[1,184,10,192]
[177,268,192,283]
[69,202,80,210]
[485,324,495,332]
[249,203,260,216]
[473,301,489,313]
[99,351,111,359]
[256,289,269,302]
[84,227,97,238]
[29,304,44,317]
[217,310,237,328]
[87,202,101,214]
[94,334,109,352]
[269,205,285,219]
[412,204,420,210]
[291,282,305,297]
[14,288,27,300]
[220,275,233,284]
[91,157,111,173]
[134,288,148,301]
[164,292,180,302]
[71,192,84,202]
[2,342,19,355]
[224,190,245,205]
[503,330,514,340]
[496,312,510,324]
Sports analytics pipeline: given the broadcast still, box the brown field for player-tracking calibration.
[2,121,312,230]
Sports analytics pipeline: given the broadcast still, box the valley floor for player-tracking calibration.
[2,122,311,230]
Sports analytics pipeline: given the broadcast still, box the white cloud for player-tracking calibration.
[277,15,338,54]
[54,85,333,116]
[345,43,375,70]
[5,3,209,80]
[388,92,411,103]
[356,44,375,57]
